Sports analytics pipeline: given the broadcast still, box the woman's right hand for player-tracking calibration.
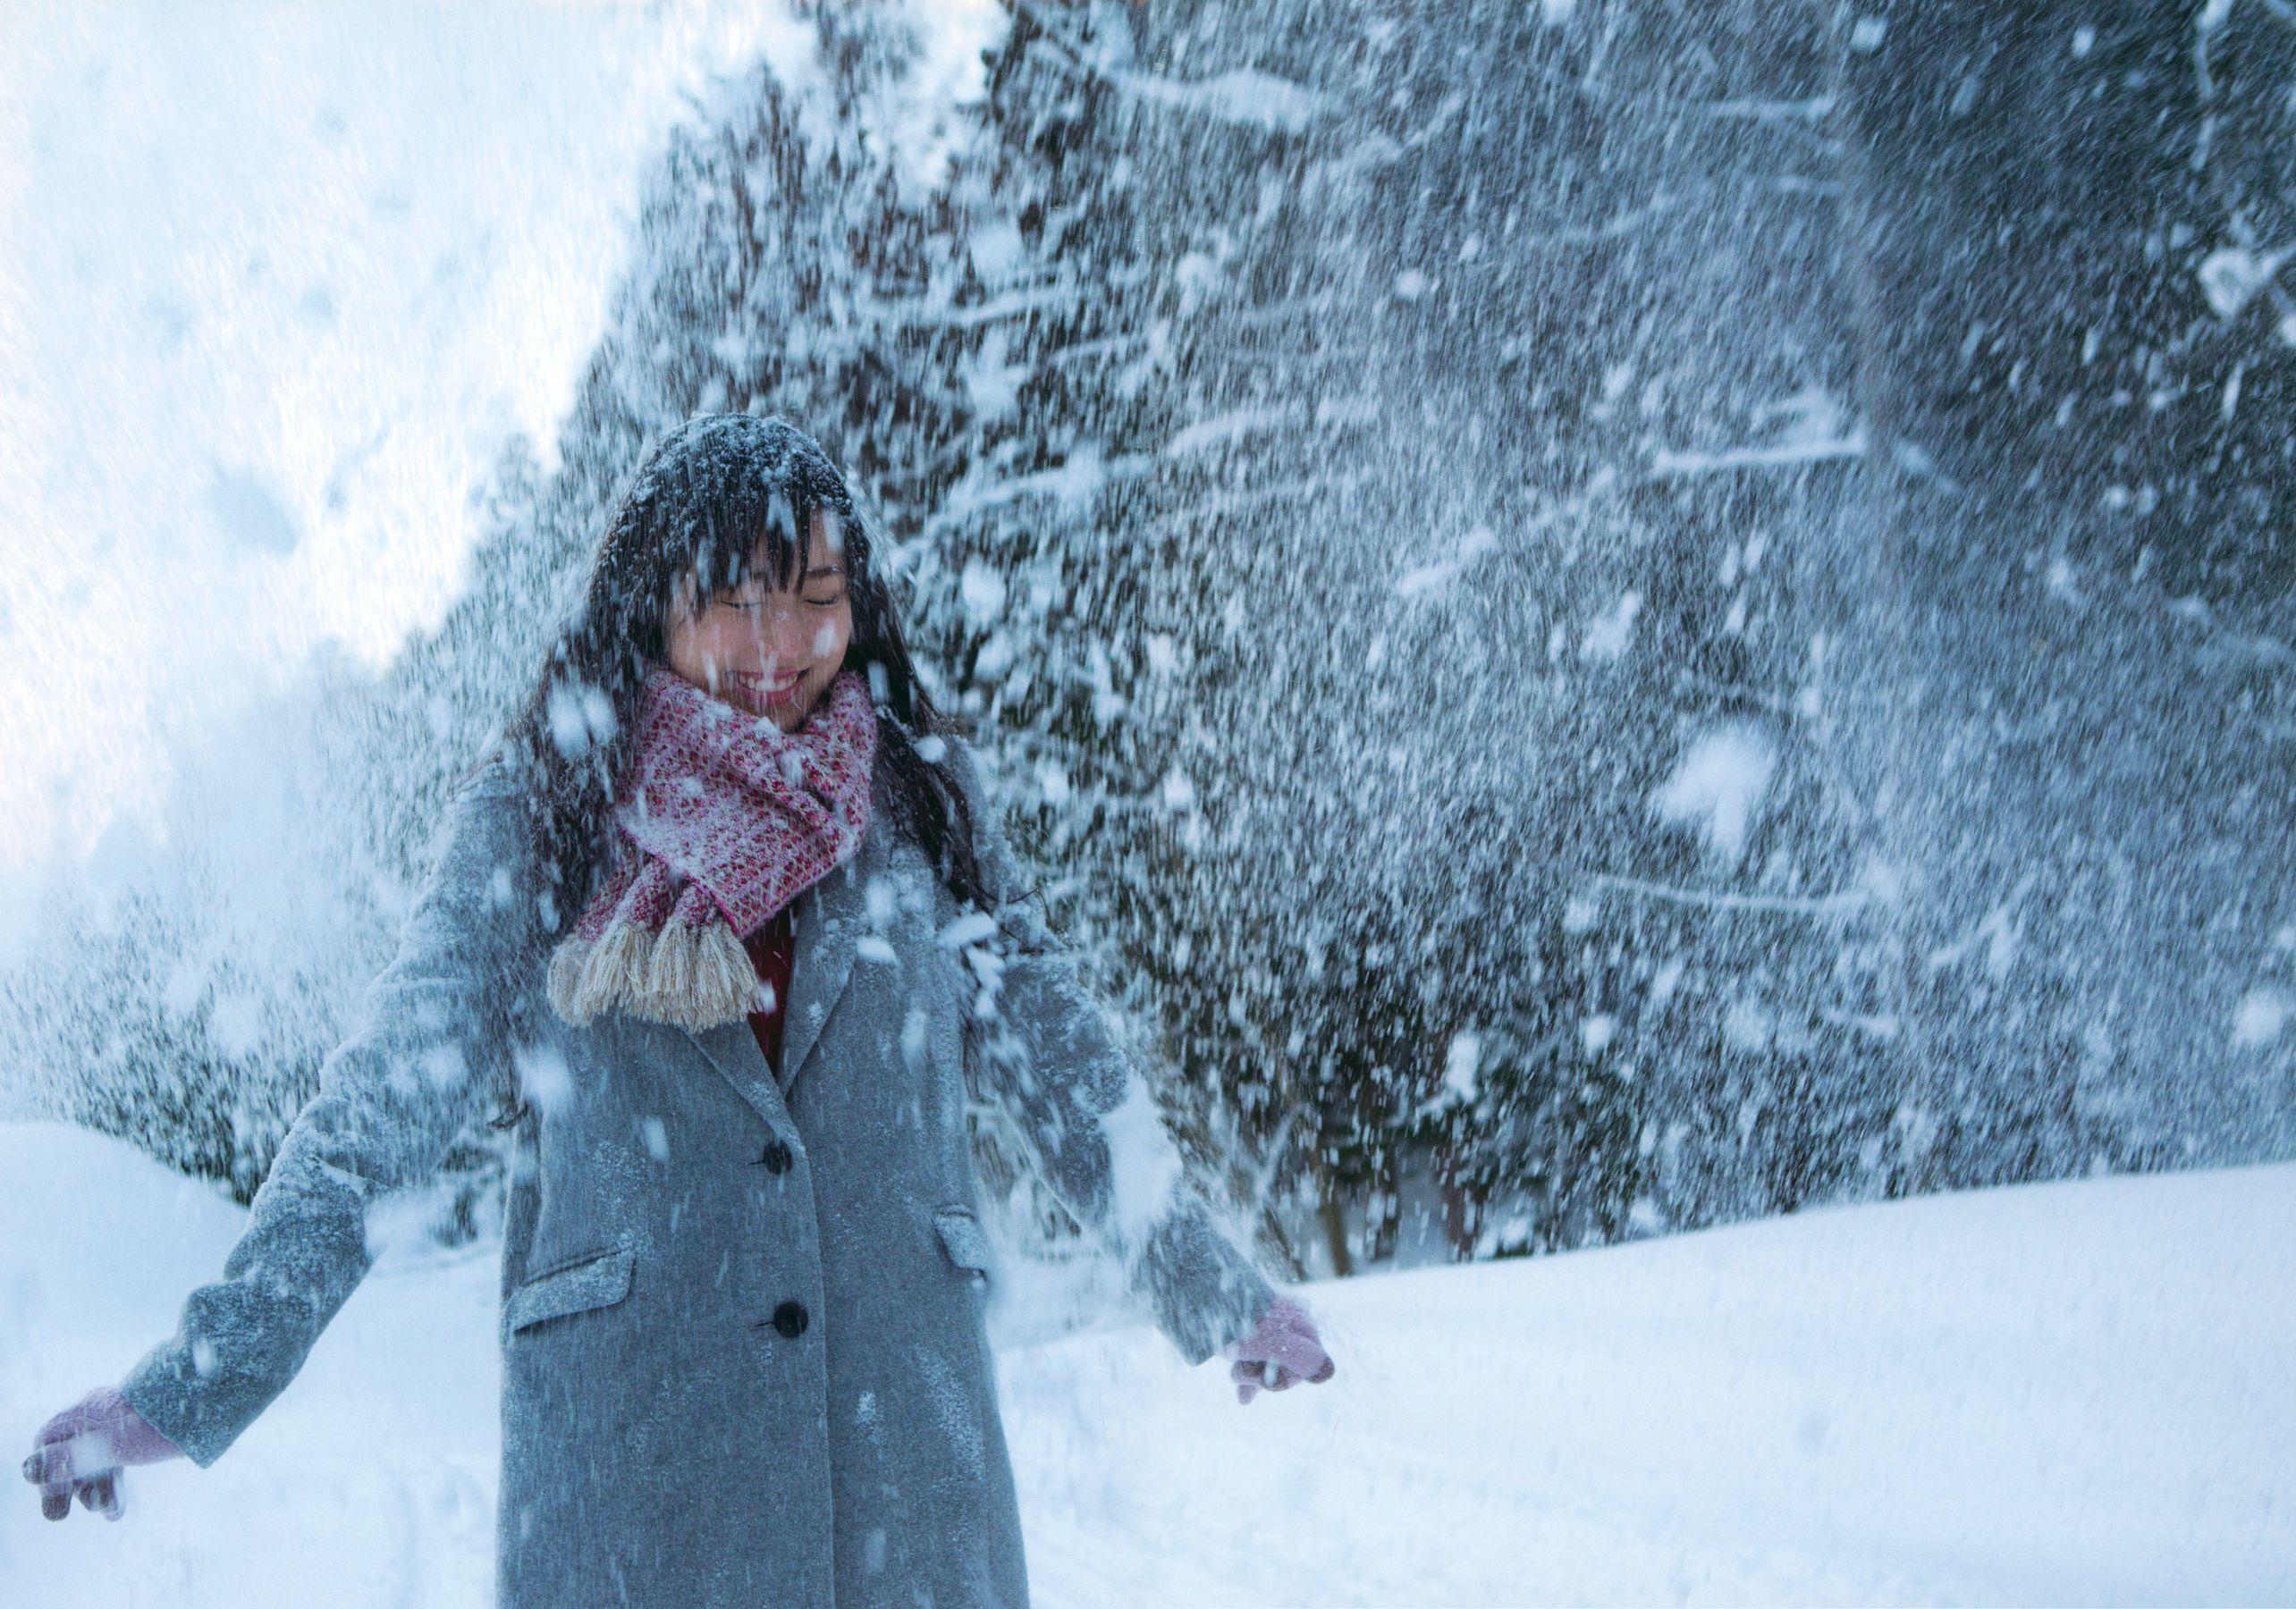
[22,1386,186,1521]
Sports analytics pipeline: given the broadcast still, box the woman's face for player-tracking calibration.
[662,510,853,733]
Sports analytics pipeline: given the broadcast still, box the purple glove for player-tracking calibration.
[1217,1292,1338,1404]
[21,1386,186,1521]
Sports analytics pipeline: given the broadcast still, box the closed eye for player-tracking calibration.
[718,590,845,610]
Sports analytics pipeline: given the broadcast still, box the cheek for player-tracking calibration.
[671,615,753,677]
[812,612,850,661]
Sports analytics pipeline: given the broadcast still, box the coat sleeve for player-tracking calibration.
[943,735,1279,1368]
[115,755,544,1468]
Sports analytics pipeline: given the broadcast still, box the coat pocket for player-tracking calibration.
[932,1206,995,1287]
[504,1239,637,1339]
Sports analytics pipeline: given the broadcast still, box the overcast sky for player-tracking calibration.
[0,1,815,875]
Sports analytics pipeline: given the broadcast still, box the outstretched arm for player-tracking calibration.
[943,735,1279,1367]
[115,755,545,1467]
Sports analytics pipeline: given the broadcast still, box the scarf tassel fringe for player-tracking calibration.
[546,914,761,1032]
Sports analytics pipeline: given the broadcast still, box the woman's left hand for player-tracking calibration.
[1217,1293,1337,1404]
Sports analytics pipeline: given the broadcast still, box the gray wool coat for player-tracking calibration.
[117,732,1281,1607]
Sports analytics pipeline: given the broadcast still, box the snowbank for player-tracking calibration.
[4,1120,2288,1605]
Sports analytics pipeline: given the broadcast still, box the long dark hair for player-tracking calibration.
[469,413,989,1129]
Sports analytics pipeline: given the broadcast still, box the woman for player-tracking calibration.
[21,414,1336,1605]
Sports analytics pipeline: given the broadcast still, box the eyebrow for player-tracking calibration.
[725,564,842,590]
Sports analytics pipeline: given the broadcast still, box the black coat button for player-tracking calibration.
[756,1140,793,1174]
[771,1300,808,1338]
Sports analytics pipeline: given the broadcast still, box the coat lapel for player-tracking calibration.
[679,754,893,1116]
[774,809,882,1103]
[679,1010,791,1132]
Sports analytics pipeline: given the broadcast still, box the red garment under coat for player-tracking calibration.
[739,906,795,1079]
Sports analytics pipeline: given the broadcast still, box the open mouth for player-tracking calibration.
[734,672,804,708]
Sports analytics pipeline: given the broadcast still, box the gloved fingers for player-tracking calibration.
[85,1470,122,1519]
[26,1426,132,1514]
[27,1443,74,1521]
[26,1438,73,1491]
[1228,1351,1335,1404]
[1230,1359,1297,1400]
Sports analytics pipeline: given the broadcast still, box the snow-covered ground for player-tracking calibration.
[4,1121,2288,1606]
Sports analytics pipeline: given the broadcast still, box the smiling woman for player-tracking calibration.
[26,412,1333,1608]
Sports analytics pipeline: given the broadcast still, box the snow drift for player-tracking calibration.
[4,1121,2287,1605]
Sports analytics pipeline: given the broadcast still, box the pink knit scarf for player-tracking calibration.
[544,661,878,1032]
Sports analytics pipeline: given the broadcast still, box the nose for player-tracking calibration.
[744,602,812,670]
